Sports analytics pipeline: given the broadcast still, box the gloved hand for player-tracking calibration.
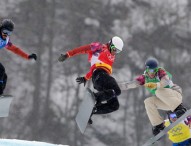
[184,116,191,128]
[58,54,68,62]
[76,77,86,86]
[28,53,37,60]
[144,82,157,89]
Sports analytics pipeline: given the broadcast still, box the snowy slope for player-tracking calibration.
[0,139,69,146]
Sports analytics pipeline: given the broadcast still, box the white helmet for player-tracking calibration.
[109,36,124,53]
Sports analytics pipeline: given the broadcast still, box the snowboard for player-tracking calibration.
[0,95,13,117]
[143,108,191,146]
[75,88,95,134]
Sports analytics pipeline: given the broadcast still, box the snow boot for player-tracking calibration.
[152,122,165,136]
[174,104,187,118]
[88,107,97,125]
[88,118,93,125]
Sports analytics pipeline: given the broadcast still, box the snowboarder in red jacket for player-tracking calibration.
[58,36,124,123]
[0,19,37,94]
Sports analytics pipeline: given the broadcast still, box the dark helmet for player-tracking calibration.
[166,111,177,123]
[145,57,158,69]
[1,19,14,31]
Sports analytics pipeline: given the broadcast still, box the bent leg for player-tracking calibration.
[0,63,6,95]
[144,96,171,126]
[92,69,121,114]
[93,72,121,102]
[0,63,5,81]
[94,97,119,114]
[155,88,182,111]
[94,89,116,103]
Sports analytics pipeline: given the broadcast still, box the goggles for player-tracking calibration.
[146,68,158,74]
[2,29,12,36]
[110,44,121,53]
[169,113,177,119]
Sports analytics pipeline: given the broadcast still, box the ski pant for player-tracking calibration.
[0,63,7,94]
[144,88,182,126]
[92,68,121,114]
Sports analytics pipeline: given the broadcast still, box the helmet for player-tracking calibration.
[167,111,177,123]
[1,19,14,31]
[145,57,158,69]
[109,36,124,53]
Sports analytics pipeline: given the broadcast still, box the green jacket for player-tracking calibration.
[144,67,172,95]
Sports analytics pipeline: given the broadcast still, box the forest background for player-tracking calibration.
[0,0,191,146]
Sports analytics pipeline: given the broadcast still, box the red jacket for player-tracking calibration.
[67,42,115,80]
[5,41,29,60]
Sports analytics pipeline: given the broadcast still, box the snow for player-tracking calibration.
[0,139,69,146]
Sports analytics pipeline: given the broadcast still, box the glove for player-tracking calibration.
[144,82,157,89]
[28,53,37,60]
[76,77,86,86]
[184,116,191,128]
[58,54,68,62]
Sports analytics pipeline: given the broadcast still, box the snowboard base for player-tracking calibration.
[0,95,13,117]
[75,88,95,134]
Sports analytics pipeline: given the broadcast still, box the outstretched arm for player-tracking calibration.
[5,42,37,60]
[118,74,144,90]
[67,44,91,57]
[5,43,29,60]
[118,80,141,90]
[118,75,145,91]
[58,44,91,62]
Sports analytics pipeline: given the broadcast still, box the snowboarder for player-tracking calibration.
[126,57,187,136]
[165,112,191,146]
[58,36,123,123]
[0,19,37,95]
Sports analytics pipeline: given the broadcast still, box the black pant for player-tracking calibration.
[0,63,7,94]
[92,69,121,114]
